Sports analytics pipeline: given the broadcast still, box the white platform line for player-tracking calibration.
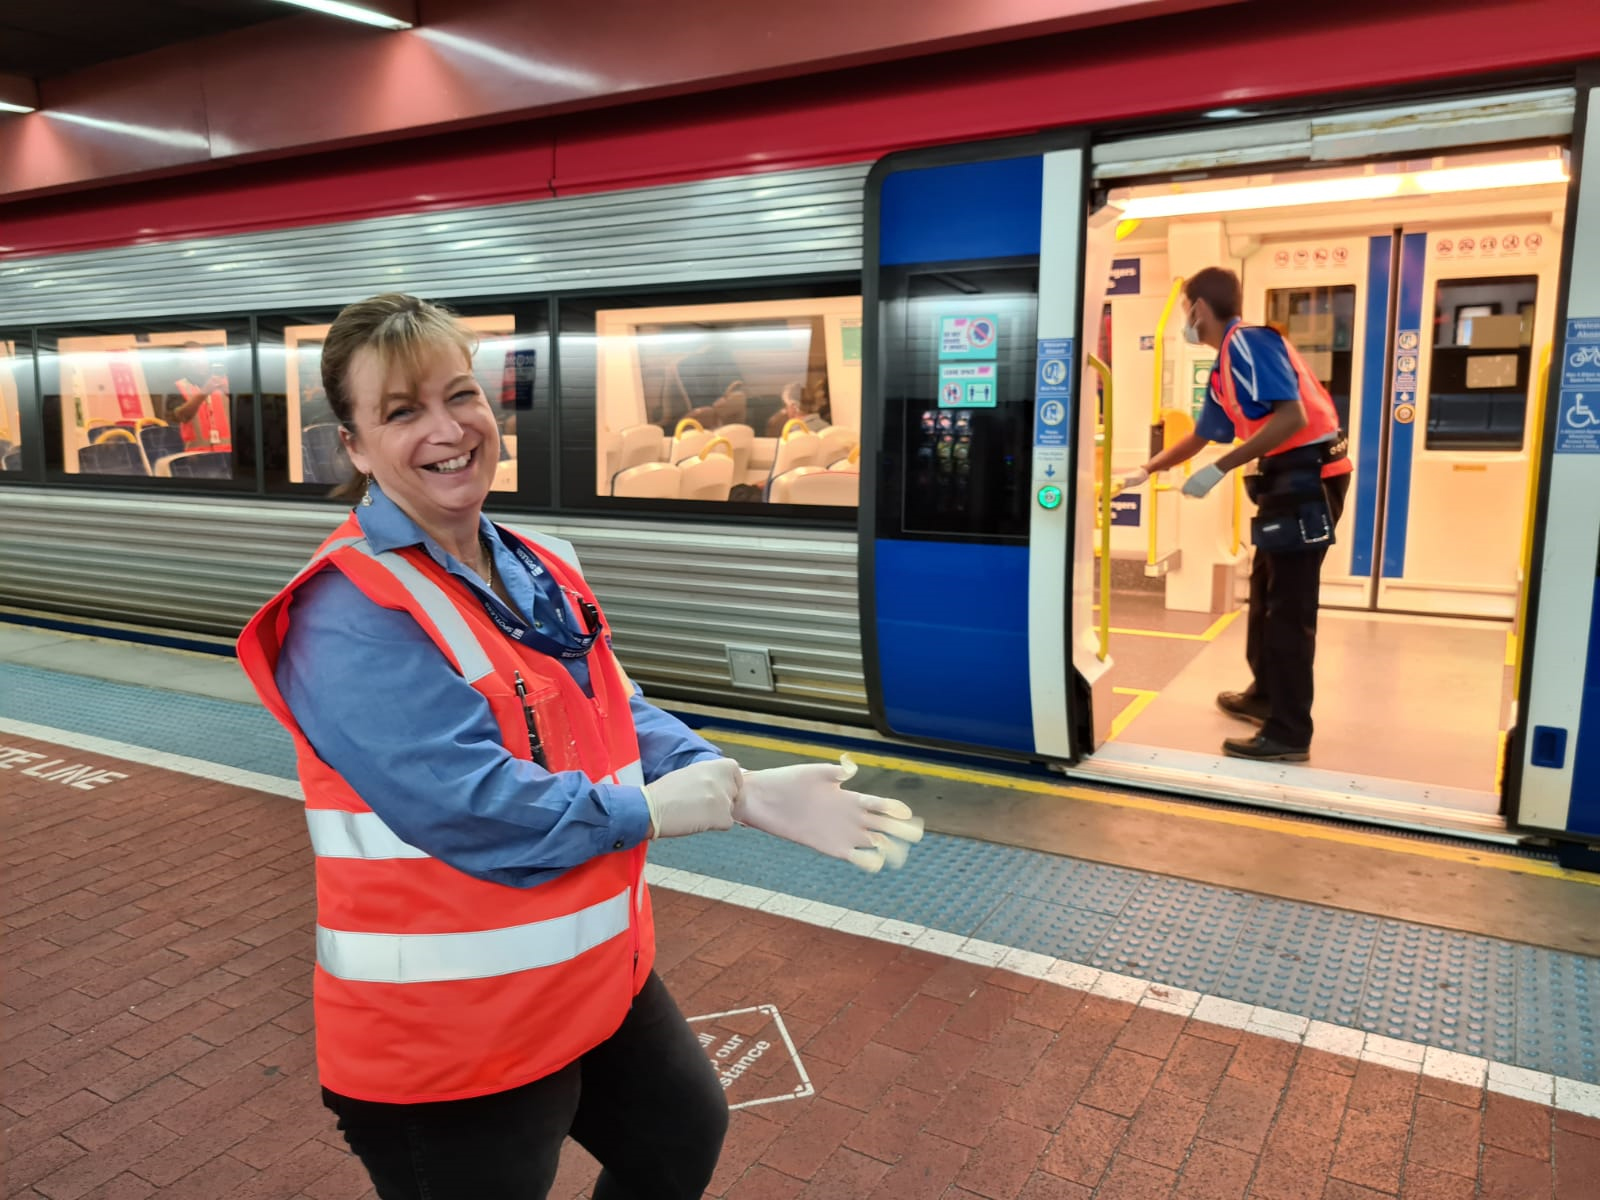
[645,862,1600,1120]
[5,717,1596,1120]
[0,717,301,800]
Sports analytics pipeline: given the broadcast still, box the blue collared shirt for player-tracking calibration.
[274,484,722,888]
[1196,320,1303,443]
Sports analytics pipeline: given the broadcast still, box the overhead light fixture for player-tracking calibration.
[273,0,413,30]
[0,72,38,113]
[1117,157,1568,220]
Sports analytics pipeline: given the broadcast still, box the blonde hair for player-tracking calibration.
[320,293,478,499]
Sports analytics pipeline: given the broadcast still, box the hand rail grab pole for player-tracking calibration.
[1087,353,1114,662]
[1149,277,1186,568]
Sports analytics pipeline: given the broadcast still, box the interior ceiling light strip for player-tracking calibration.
[274,0,412,30]
[1116,158,1569,220]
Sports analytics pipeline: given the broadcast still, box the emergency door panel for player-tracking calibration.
[1379,224,1561,618]
[1243,236,1390,610]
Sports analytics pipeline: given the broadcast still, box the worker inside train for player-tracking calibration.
[1115,267,1354,763]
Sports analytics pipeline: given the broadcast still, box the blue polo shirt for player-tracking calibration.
[274,484,721,888]
[1195,321,1302,444]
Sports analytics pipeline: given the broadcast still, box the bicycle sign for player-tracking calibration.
[1562,319,1600,389]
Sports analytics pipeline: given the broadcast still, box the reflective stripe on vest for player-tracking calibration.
[305,759,645,862]
[316,888,631,983]
[347,541,495,683]
[306,809,429,860]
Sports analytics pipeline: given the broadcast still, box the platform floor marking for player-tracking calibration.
[649,863,1600,1117]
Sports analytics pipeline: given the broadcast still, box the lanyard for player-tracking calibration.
[469,535,601,660]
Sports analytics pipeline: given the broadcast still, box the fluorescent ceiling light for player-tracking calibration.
[1117,157,1568,220]
[274,0,412,30]
[0,100,35,114]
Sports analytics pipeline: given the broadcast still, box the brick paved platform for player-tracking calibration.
[3,734,1598,1199]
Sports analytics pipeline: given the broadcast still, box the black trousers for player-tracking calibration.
[1244,473,1351,749]
[321,972,728,1200]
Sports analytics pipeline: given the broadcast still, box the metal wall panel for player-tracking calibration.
[0,164,870,325]
[0,488,866,718]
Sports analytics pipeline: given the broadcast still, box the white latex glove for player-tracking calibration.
[734,754,924,874]
[1110,466,1149,496]
[1182,463,1227,498]
[641,758,740,838]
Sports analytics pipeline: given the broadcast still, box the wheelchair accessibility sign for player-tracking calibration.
[1556,391,1600,454]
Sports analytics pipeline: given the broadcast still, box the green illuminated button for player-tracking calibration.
[1037,485,1063,510]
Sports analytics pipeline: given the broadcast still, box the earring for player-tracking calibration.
[359,474,373,506]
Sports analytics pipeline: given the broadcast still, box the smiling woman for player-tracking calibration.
[319,294,500,572]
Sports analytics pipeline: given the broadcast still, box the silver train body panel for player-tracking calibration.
[0,487,867,719]
[0,164,874,719]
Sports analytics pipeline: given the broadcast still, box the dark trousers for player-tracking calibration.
[322,972,728,1200]
[1244,473,1350,748]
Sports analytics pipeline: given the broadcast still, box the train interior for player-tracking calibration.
[591,296,863,505]
[1070,140,1571,835]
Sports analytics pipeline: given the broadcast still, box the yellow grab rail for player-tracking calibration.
[1511,343,1553,702]
[1149,277,1186,567]
[1087,353,1113,662]
[1232,447,1244,557]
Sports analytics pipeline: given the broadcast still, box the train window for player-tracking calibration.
[257,304,549,504]
[558,287,863,513]
[37,322,254,486]
[1266,285,1356,433]
[1,337,31,474]
[1426,275,1537,451]
[874,263,1040,541]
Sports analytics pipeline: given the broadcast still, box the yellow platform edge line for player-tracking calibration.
[702,727,1598,888]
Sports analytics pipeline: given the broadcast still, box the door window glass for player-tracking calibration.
[1426,275,1537,450]
[1265,286,1356,432]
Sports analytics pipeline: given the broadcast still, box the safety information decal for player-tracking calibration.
[1034,338,1073,480]
[939,315,999,360]
[1392,328,1421,420]
[1556,318,1600,454]
[937,363,998,408]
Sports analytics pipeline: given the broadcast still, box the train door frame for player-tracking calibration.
[1066,83,1585,837]
[1509,68,1600,845]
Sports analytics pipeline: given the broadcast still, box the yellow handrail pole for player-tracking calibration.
[1232,443,1244,557]
[1511,343,1553,702]
[1149,277,1186,567]
[1087,354,1114,662]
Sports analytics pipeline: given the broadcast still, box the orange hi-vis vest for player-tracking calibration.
[175,379,233,452]
[1212,324,1354,481]
[236,514,655,1104]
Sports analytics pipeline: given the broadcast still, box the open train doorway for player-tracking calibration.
[1070,116,1572,834]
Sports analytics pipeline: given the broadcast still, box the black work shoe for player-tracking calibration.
[1223,735,1309,763]
[1216,691,1269,726]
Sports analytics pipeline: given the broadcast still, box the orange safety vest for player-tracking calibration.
[1212,325,1354,480]
[236,514,655,1104]
[175,379,233,452]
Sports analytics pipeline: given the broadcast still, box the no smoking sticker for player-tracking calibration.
[688,1004,814,1111]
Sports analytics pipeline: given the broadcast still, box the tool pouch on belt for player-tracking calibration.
[1245,444,1337,554]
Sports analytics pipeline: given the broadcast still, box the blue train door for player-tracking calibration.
[860,135,1090,760]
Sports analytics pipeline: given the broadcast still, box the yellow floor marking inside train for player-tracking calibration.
[703,727,1599,887]
[1108,609,1242,642]
[1109,688,1157,740]
[1505,631,1518,668]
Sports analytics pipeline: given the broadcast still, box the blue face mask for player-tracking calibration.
[1182,316,1202,345]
